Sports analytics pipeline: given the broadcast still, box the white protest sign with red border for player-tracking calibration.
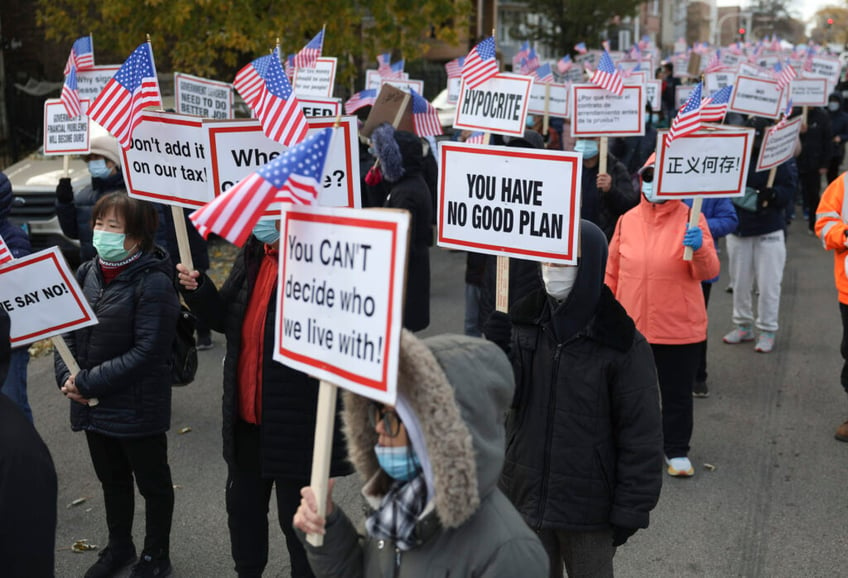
[654,126,755,199]
[738,63,772,79]
[293,57,337,98]
[454,73,533,137]
[43,99,90,155]
[365,69,409,91]
[789,77,829,107]
[76,65,121,102]
[122,111,210,208]
[675,84,695,110]
[645,80,662,112]
[438,142,582,264]
[0,247,97,347]
[528,81,568,118]
[721,52,745,69]
[805,55,842,91]
[380,78,425,95]
[174,72,233,119]
[446,76,462,104]
[756,116,803,172]
[299,97,342,118]
[704,71,737,95]
[570,84,645,137]
[204,116,361,216]
[728,75,784,119]
[274,205,410,406]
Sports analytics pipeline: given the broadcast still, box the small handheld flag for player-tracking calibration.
[667,82,705,146]
[64,35,95,75]
[590,50,623,96]
[0,234,12,266]
[61,66,82,119]
[410,89,442,137]
[293,29,324,70]
[462,37,499,90]
[344,89,377,114]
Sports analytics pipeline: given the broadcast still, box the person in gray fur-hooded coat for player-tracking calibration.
[293,330,549,577]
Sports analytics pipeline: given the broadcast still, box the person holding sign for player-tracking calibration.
[292,331,549,577]
[797,105,832,232]
[54,193,180,578]
[176,224,352,578]
[606,157,719,477]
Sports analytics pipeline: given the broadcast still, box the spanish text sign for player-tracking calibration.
[0,247,97,347]
[438,142,582,264]
[453,73,533,137]
[43,99,90,155]
[655,127,755,199]
[728,75,784,119]
[274,205,410,405]
[570,84,645,137]
[756,116,803,172]
[174,72,233,119]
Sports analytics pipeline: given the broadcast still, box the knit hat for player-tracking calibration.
[504,129,544,150]
[84,134,122,168]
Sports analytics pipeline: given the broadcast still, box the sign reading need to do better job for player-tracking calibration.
[438,142,582,264]
[571,84,645,137]
[0,247,97,347]
[453,73,533,137]
[43,99,90,155]
[174,72,233,119]
[274,205,410,405]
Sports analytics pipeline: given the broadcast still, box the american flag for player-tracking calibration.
[63,35,94,75]
[234,53,308,146]
[574,42,587,54]
[704,50,723,73]
[462,37,499,89]
[638,35,651,51]
[512,41,530,68]
[294,29,324,70]
[0,234,11,266]
[534,63,554,83]
[666,82,705,146]
[88,42,161,150]
[410,89,442,137]
[591,49,623,96]
[770,98,794,133]
[383,60,405,79]
[445,57,464,78]
[465,131,486,144]
[377,52,393,74]
[61,65,82,119]
[344,89,377,113]
[518,48,540,75]
[190,128,333,246]
[557,55,573,74]
[700,85,733,123]
[774,60,796,91]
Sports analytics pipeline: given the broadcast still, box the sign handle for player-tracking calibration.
[801,106,808,126]
[306,379,338,547]
[495,255,510,313]
[391,92,411,128]
[53,335,98,406]
[542,82,551,137]
[599,136,608,175]
[171,205,194,271]
[63,154,70,178]
[683,196,703,262]
[766,166,777,188]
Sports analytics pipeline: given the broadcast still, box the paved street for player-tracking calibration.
[28,217,848,577]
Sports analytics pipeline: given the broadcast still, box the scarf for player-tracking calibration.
[365,474,428,551]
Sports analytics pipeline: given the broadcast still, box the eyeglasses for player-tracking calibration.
[641,168,654,183]
[367,404,402,437]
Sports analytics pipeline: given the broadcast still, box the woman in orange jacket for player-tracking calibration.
[606,155,720,477]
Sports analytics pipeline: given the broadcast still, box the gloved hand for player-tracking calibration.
[683,224,703,252]
[612,525,637,547]
[364,164,382,186]
[759,187,777,209]
[56,178,74,204]
[483,311,512,353]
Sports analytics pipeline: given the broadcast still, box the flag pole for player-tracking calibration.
[542,80,551,137]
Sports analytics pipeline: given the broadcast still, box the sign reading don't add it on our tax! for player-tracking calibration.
[174,72,233,119]
[453,73,533,137]
[43,99,90,155]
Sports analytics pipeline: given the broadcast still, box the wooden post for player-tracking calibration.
[542,82,551,137]
[801,106,808,126]
[599,136,608,175]
[683,196,703,262]
[766,166,777,188]
[53,335,98,406]
[63,155,70,178]
[306,380,338,547]
[170,205,194,271]
[495,255,510,313]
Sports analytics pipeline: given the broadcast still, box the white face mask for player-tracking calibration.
[541,264,579,301]
[829,102,840,112]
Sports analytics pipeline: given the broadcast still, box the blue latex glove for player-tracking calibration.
[683,225,703,251]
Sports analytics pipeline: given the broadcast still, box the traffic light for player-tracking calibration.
[827,18,834,29]
[738,27,746,41]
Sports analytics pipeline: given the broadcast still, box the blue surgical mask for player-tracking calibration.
[92,229,133,262]
[88,159,112,179]
[252,220,280,245]
[526,114,536,128]
[574,139,599,160]
[641,179,664,203]
[375,445,421,481]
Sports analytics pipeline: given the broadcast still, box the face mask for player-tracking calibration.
[375,445,421,481]
[574,139,599,160]
[252,220,280,245]
[92,229,132,262]
[88,159,112,179]
[829,102,840,112]
[526,115,536,128]
[641,179,664,203]
[541,264,579,301]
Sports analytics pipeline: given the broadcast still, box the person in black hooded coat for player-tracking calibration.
[370,123,433,332]
[484,220,663,577]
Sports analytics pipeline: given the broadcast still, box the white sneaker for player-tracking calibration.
[665,456,694,477]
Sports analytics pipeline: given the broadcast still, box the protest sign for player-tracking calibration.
[454,74,533,137]
[438,142,582,264]
[76,65,120,102]
[755,55,780,70]
[293,57,337,98]
[560,65,585,84]
[756,116,803,171]
[274,205,409,405]
[675,84,695,109]
[365,69,409,91]
[721,52,745,68]
[704,70,737,94]
[575,51,599,70]
[361,84,415,137]
[805,55,842,90]
[299,97,342,118]
[570,84,644,137]
[672,55,689,78]
[122,110,211,208]
[645,80,662,111]
[687,53,702,78]
[0,247,97,347]
[447,76,462,104]
[43,99,90,155]
[738,62,772,79]
[654,126,755,199]
[174,72,233,119]
[728,75,784,119]
[381,78,424,95]
[528,81,568,118]
[789,77,829,107]
[205,116,360,215]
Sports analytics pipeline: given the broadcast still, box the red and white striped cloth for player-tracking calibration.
[0,234,12,265]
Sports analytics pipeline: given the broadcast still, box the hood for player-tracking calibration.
[371,123,424,182]
[0,172,11,218]
[830,92,844,110]
[342,330,514,529]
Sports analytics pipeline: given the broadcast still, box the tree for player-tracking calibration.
[810,6,848,45]
[747,0,805,44]
[520,0,642,56]
[36,0,471,89]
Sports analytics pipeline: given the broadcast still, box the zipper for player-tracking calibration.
[536,334,562,529]
[394,547,401,577]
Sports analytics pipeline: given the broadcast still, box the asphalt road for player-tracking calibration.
[25,215,848,577]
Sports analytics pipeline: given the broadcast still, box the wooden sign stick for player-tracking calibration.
[306,380,339,547]
[53,335,98,406]
[599,136,608,175]
[542,82,551,137]
[683,196,703,262]
[171,205,194,271]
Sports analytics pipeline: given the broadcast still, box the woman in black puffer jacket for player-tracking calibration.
[55,192,179,578]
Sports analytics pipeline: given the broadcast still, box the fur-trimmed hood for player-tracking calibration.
[370,123,424,182]
[342,331,514,529]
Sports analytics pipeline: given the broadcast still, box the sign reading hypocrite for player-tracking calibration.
[571,84,645,137]
[453,73,533,137]
[174,72,233,119]
[438,142,582,264]
[43,99,90,155]
[0,247,97,347]
[274,205,410,405]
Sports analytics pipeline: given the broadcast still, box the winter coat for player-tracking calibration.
[606,197,720,345]
[0,172,31,260]
[684,197,738,284]
[829,93,848,160]
[797,107,833,173]
[611,123,659,178]
[581,154,639,240]
[54,248,179,437]
[181,237,351,479]
[479,256,543,330]
[501,220,663,533]
[733,159,797,237]
[815,172,848,305]
[56,172,127,262]
[299,331,549,577]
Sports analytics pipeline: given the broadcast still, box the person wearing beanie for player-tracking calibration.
[293,331,549,577]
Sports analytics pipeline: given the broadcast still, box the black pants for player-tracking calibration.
[85,431,174,558]
[839,303,848,394]
[651,343,700,458]
[695,282,713,383]
[226,420,314,578]
[828,156,843,185]
[800,170,823,231]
